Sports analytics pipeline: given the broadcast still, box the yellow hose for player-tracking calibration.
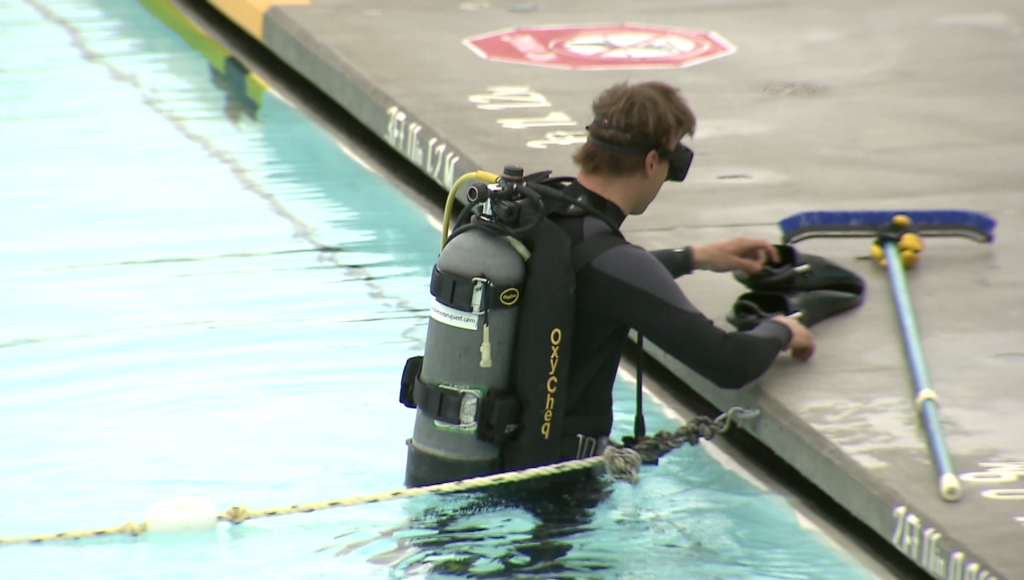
[442,171,499,249]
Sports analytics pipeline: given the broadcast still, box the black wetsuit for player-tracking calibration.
[549,182,793,447]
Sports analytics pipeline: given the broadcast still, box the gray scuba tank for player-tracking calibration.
[403,226,526,487]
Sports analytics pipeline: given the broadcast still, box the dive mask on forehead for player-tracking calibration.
[585,116,694,182]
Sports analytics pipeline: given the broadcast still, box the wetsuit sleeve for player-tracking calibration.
[588,245,792,389]
[650,247,695,278]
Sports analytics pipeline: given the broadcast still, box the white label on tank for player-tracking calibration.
[430,299,479,331]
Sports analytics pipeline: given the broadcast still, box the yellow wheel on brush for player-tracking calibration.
[892,214,913,228]
[870,243,885,266]
[900,249,921,268]
[898,232,923,253]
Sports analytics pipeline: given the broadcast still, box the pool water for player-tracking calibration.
[0,1,876,578]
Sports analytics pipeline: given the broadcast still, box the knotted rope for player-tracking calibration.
[0,407,758,544]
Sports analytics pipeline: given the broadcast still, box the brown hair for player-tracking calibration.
[572,81,696,177]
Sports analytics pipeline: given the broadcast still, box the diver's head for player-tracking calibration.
[573,81,696,215]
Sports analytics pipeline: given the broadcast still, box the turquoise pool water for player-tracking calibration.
[0,1,876,578]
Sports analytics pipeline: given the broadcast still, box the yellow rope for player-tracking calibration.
[219,454,608,524]
[0,408,757,545]
[0,521,147,546]
[0,452,610,545]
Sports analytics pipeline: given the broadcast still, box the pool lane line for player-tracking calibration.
[21,0,430,344]
[23,0,309,242]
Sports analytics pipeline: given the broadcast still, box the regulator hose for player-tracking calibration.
[442,171,499,249]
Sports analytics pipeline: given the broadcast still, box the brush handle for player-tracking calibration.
[882,241,963,502]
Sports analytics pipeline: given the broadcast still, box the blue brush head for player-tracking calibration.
[779,210,996,243]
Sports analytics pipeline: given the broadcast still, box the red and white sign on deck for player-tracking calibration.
[464,24,736,70]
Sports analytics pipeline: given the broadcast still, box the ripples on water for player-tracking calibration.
[0,1,872,578]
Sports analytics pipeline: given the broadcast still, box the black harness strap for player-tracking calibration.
[500,219,576,471]
[413,376,466,425]
[430,266,520,311]
[431,232,624,313]
[402,356,464,425]
[400,355,522,445]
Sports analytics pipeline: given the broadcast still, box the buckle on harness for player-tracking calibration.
[438,383,482,428]
[430,267,519,311]
[401,355,521,445]
[404,360,489,431]
[470,277,487,314]
[477,391,521,446]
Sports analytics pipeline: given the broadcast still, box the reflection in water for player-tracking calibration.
[329,474,618,579]
[318,447,875,580]
[209,63,258,125]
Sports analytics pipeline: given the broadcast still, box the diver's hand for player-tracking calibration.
[771,315,815,361]
[692,238,779,276]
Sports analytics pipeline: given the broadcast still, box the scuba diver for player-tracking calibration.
[531,81,813,464]
[400,80,863,487]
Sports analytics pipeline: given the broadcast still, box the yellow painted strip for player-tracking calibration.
[139,0,269,108]
[208,0,310,40]
[139,0,230,74]
[245,71,269,106]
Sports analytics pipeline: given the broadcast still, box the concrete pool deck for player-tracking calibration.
[194,1,1024,577]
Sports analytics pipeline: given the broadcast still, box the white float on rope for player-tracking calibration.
[143,496,218,533]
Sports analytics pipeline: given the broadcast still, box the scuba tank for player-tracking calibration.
[399,165,581,487]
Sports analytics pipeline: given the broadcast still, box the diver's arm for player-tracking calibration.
[650,247,695,278]
[590,246,791,389]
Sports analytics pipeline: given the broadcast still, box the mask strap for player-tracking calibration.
[586,116,658,156]
[585,134,653,156]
